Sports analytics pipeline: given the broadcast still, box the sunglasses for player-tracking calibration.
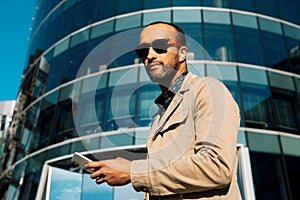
[135,38,181,58]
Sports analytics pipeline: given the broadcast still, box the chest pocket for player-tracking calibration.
[159,108,190,134]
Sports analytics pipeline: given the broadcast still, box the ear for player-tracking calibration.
[179,46,187,62]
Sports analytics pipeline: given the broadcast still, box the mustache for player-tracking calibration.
[146,61,163,67]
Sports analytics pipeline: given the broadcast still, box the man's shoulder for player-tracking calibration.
[185,72,224,89]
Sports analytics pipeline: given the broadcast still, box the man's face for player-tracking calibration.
[137,24,182,86]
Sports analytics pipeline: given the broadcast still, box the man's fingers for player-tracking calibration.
[85,161,103,168]
[95,177,106,184]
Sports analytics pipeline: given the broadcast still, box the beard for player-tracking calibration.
[146,60,180,87]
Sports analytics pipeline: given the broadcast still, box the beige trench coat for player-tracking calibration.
[131,73,241,200]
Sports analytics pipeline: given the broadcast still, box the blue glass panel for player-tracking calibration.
[249,151,289,200]
[44,6,62,49]
[100,132,134,148]
[283,24,300,42]
[94,0,116,22]
[241,83,273,129]
[144,0,171,9]
[254,0,279,18]
[114,184,144,199]
[49,167,82,199]
[230,0,254,12]
[45,52,67,92]
[239,67,268,85]
[272,89,300,133]
[259,18,282,35]
[233,26,264,66]
[203,24,235,62]
[76,74,107,135]
[116,0,143,15]
[232,13,258,29]
[248,132,281,154]
[56,4,76,40]
[268,72,295,91]
[285,155,300,199]
[63,41,88,83]
[115,14,142,31]
[278,0,300,24]
[82,174,113,199]
[202,0,229,8]
[203,10,230,25]
[91,21,114,39]
[260,31,287,68]
[143,11,171,25]
[70,29,90,48]
[103,69,138,131]
[173,10,201,23]
[173,0,200,6]
[136,84,160,127]
[72,0,94,31]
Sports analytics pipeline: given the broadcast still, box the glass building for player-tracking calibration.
[0,0,300,199]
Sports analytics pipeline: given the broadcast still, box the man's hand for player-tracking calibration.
[85,157,131,186]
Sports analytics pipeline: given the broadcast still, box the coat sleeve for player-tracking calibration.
[130,77,240,196]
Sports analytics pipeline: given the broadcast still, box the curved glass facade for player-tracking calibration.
[1,0,300,199]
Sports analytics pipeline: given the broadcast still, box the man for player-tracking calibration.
[85,21,241,199]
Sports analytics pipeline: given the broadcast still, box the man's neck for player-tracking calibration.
[159,68,187,94]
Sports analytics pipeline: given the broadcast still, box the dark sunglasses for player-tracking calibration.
[135,38,181,58]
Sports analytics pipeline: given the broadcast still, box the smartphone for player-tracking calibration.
[71,152,94,173]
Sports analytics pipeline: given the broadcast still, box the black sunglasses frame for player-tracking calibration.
[135,38,181,58]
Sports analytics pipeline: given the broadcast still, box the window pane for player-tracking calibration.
[49,167,82,199]
[232,13,258,29]
[284,155,300,199]
[144,0,171,9]
[204,24,235,61]
[260,30,287,68]
[72,0,94,31]
[91,21,114,39]
[82,174,113,199]
[100,132,134,148]
[254,0,279,18]
[136,84,160,127]
[175,23,203,60]
[233,26,264,66]
[143,11,171,25]
[247,132,281,154]
[203,10,230,25]
[70,29,90,48]
[202,0,228,8]
[239,67,268,85]
[57,3,76,40]
[94,0,116,21]
[114,184,144,200]
[116,0,143,15]
[104,69,138,131]
[249,150,289,199]
[240,68,273,129]
[173,10,201,23]
[259,18,282,35]
[115,14,142,31]
[76,74,108,135]
[207,65,238,81]
[281,136,300,157]
[271,89,300,132]
[277,0,300,24]
[230,0,254,12]
[173,0,200,6]
[284,25,300,42]
[268,72,295,91]
[63,41,88,82]
[53,38,70,57]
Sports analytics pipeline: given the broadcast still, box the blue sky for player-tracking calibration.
[0,1,36,101]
